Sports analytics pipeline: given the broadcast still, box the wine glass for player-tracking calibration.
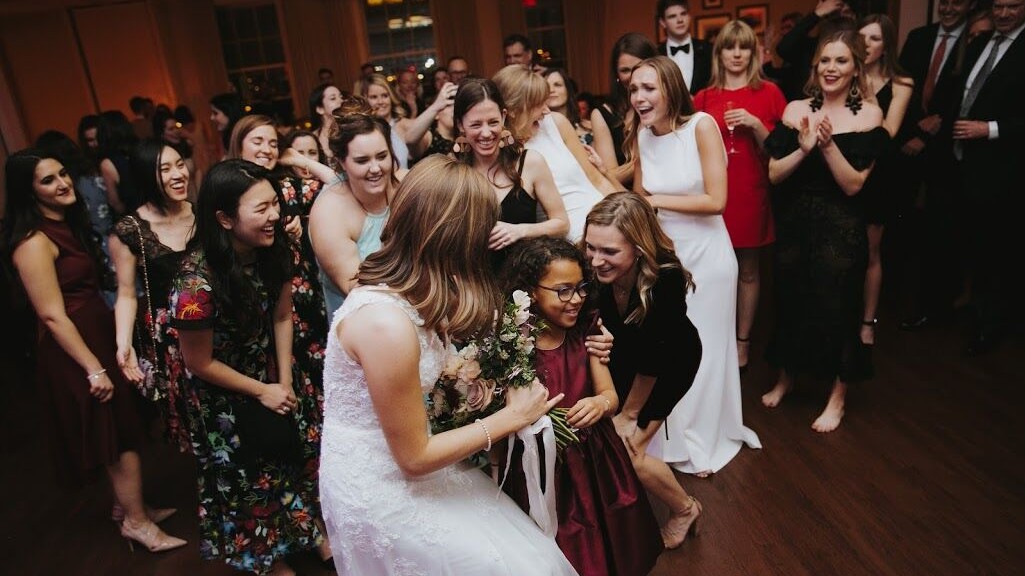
[725,100,738,154]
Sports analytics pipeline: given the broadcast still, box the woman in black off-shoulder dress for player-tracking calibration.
[760,29,889,434]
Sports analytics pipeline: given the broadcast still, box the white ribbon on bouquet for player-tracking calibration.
[499,414,558,538]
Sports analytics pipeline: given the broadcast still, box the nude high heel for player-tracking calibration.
[662,496,702,549]
[120,518,187,553]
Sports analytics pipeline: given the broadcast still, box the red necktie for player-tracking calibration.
[922,33,950,112]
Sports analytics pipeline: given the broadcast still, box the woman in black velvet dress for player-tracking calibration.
[582,192,703,549]
[761,30,888,433]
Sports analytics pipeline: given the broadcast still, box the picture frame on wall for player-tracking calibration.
[737,4,769,34]
[702,0,724,9]
[695,13,730,42]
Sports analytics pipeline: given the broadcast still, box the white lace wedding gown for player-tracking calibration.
[319,287,578,575]
[638,112,761,474]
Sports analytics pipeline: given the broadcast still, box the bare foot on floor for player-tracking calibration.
[761,381,790,408]
[811,404,844,433]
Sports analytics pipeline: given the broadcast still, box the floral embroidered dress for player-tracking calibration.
[170,249,320,574]
[280,176,328,458]
[112,211,196,452]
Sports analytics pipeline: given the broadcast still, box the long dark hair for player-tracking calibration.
[308,82,340,132]
[76,114,102,172]
[453,77,523,190]
[152,107,193,161]
[210,92,244,149]
[34,130,92,181]
[193,159,293,333]
[97,110,137,160]
[608,33,658,119]
[541,68,581,125]
[282,129,327,166]
[1,148,110,288]
[858,14,909,84]
[131,139,185,214]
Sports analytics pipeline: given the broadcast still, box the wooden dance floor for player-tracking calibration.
[1,291,1022,575]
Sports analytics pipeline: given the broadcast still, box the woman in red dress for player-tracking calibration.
[693,19,787,372]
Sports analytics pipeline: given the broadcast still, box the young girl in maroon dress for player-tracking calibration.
[501,236,662,576]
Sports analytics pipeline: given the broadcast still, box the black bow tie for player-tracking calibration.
[670,44,691,55]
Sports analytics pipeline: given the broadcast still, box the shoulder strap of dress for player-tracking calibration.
[331,286,423,332]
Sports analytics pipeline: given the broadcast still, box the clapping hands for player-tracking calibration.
[799,115,835,152]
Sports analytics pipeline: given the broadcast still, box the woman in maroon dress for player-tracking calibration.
[692,20,787,372]
[501,236,662,575]
[2,149,185,552]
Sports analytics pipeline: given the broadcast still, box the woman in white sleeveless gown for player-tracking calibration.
[492,65,622,241]
[319,156,577,575]
[628,56,760,475]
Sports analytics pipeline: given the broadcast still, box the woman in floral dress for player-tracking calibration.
[171,159,320,575]
[228,118,328,469]
[110,140,197,453]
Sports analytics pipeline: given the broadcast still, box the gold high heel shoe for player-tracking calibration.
[662,496,702,549]
[120,519,187,553]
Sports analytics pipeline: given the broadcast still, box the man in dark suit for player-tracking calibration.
[656,0,712,94]
[950,0,1025,354]
[897,0,976,331]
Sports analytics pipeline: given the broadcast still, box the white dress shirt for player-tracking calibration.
[964,22,1024,139]
[667,37,695,89]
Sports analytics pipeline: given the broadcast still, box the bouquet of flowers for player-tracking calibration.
[427,290,579,457]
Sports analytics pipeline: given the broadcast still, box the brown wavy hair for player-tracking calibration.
[623,56,696,164]
[582,191,693,325]
[357,155,502,339]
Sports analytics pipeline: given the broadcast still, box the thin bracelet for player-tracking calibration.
[87,368,107,381]
[601,396,611,415]
[475,418,492,451]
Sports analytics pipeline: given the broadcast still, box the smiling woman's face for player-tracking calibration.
[240,124,279,169]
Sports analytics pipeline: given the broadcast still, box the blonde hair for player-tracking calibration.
[361,74,407,120]
[357,155,501,339]
[623,56,695,163]
[709,19,764,90]
[583,192,693,325]
[227,114,276,160]
[492,64,550,142]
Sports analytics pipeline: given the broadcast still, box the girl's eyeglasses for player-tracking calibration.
[536,282,590,302]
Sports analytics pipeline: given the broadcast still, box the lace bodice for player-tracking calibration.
[319,288,580,575]
[322,286,444,430]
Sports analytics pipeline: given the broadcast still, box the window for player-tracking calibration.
[364,0,437,80]
[216,3,295,124]
[524,0,566,71]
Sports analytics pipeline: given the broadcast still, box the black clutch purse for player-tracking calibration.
[232,398,304,466]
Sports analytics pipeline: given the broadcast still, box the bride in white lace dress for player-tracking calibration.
[319,156,578,575]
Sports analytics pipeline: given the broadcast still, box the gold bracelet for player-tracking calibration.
[601,397,611,415]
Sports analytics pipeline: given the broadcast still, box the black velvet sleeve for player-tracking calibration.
[839,127,891,171]
[764,124,800,160]
[635,267,697,381]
